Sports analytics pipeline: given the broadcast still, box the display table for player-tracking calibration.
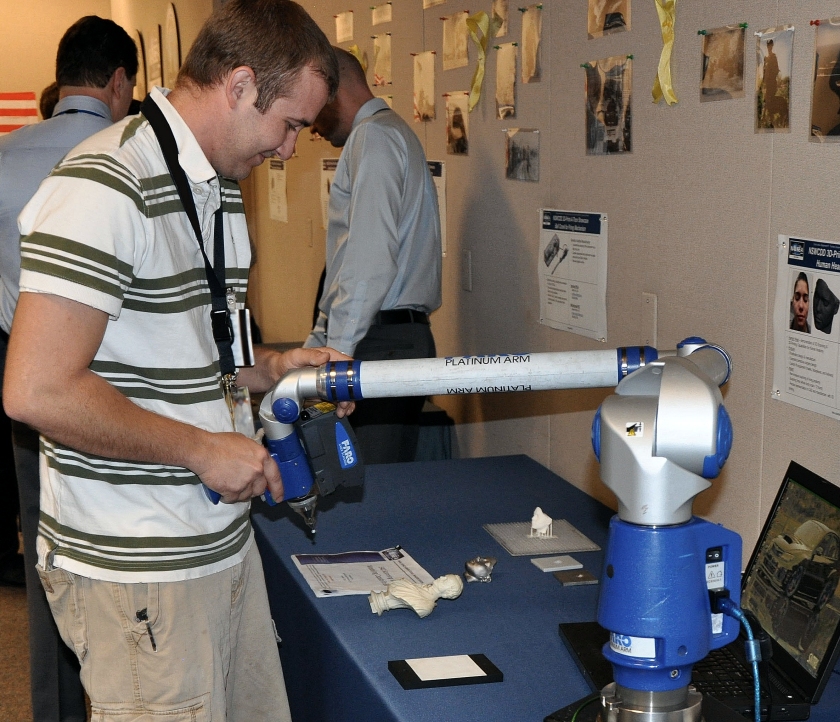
[251,455,840,722]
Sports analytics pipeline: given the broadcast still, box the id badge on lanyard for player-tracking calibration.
[223,288,257,438]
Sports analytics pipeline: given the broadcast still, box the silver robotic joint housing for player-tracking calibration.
[599,683,703,722]
[597,353,727,526]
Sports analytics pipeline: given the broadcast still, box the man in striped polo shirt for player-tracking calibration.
[3,2,342,719]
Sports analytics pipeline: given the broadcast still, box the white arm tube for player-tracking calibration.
[353,351,621,398]
[315,347,666,403]
[259,341,729,414]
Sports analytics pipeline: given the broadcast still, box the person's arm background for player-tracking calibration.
[304,311,328,348]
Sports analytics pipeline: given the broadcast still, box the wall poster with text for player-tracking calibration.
[773,235,840,421]
[538,210,608,342]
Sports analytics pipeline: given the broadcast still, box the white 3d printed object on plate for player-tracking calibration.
[483,520,600,556]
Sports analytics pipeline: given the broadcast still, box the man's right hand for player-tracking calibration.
[191,431,284,504]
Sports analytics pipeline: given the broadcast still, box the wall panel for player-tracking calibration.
[241,1,840,563]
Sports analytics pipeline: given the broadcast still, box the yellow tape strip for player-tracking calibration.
[348,44,368,73]
[652,0,678,105]
[466,11,502,112]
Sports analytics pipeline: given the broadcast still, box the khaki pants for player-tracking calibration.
[38,542,292,722]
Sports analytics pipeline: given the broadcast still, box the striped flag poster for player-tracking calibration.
[0,91,38,135]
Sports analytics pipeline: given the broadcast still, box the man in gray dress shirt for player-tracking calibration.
[305,48,442,464]
[0,16,137,722]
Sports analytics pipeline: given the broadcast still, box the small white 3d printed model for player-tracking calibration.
[530,507,554,538]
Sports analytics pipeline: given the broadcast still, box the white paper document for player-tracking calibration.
[335,11,353,43]
[267,159,287,222]
[292,546,434,598]
[407,655,485,681]
[427,160,447,255]
[320,158,338,230]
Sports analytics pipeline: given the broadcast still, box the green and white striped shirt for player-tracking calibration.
[18,88,253,582]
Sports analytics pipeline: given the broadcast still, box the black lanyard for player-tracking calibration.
[53,108,107,119]
[139,95,236,379]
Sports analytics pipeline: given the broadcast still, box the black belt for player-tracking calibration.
[374,309,429,325]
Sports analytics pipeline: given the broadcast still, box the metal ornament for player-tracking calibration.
[464,556,497,583]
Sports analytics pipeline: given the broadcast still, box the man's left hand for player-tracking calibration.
[276,346,356,418]
[240,345,355,417]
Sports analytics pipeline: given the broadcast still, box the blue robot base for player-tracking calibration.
[597,516,742,696]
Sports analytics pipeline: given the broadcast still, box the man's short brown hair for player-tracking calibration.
[56,16,138,88]
[178,0,338,113]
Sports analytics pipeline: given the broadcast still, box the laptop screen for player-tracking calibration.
[741,460,840,701]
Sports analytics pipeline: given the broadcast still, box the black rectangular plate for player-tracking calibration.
[388,653,503,690]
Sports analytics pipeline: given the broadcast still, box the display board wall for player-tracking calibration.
[2,0,837,562]
[242,0,840,561]
[110,0,214,92]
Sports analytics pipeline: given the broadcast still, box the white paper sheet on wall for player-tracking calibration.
[372,1,392,26]
[427,161,447,256]
[320,158,338,230]
[268,159,287,223]
[537,209,608,342]
[335,10,353,43]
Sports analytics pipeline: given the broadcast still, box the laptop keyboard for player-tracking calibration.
[692,645,760,698]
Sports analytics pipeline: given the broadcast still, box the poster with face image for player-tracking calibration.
[505,128,539,182]
[773,235,840,420]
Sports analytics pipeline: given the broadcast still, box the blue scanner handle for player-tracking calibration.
[205,429,315,506]
[263,430,314,505]
[205,394,313,505]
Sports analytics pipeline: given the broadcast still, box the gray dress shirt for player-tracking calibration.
[305,98,441,355]
[0,95,113,332]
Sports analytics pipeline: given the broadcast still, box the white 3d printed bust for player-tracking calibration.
[369,574,464,618]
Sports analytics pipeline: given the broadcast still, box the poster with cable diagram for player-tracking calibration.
[538,209,607,342]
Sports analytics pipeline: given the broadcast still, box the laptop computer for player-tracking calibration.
[557,460,840,720]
